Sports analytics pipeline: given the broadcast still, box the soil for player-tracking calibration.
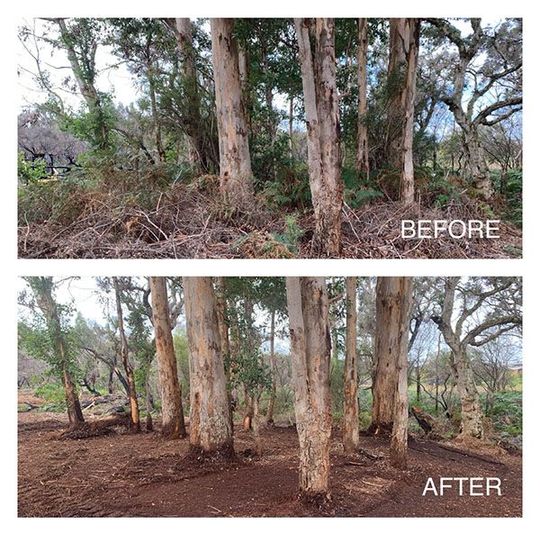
[18,410,522,518]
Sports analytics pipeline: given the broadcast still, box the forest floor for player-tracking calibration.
[18,183,522,259]
[18,408,522,517]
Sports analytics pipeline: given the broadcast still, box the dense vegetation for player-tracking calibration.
[18,18,522,258]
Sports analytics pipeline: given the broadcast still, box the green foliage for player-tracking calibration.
[34,382,66,412]
[231,348,272,396]
[271,215,304,255]
[18,152,47,183]
[485,391,522,438]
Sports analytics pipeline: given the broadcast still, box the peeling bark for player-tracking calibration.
[356,19,370,178]
[210,19,254,207]
[183,277,234,457]
[389,278,412,469]
[343,277,360,453]
[149,277,186,439]
[286,277,332,502]
[370,277,410,435]
[386,19,419,203]
[295,18,343,257]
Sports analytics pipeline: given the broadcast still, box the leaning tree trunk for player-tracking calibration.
[183,277,234,457]
[343,277,360,453]
[356,18,370,178]
[370,277,410,435]
[286,277,332,503]
[210,19,254,208]
[149,277,186,439]
[389,278,413,469]
[295,18,343,257]
[29,278,85,430]
[386,19,419,203]
[113,278,140,433]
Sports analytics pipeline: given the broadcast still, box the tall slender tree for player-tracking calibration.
[295,18,343,257]
[389,278,413,469]
[356,19,370,177]
[343,277,360,453]
[113,277,140,433]
[210,19,254,207]
[25,277,85,430]
[149,277,186,439]
[386,18,420,203]
[183,277,234,457]
[286,277,332,503]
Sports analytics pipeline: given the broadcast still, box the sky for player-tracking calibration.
[17,17,510,114]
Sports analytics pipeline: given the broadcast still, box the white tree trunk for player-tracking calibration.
[286,277,332,502]
[210,19,254,207]
[389,278,413,468]
[295,18,343,257]
[343,277,360,453]
[183,277,234,456]
[387,19,419,203]
[149,277,186,439]
[356,19,370,177]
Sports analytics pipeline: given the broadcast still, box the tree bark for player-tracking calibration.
[183,277,234,457]
[295,18,343,257]
[386,19,419,203]
[389,278,413,469]
[29,278,85,430]
[113,278,140,433]
[286,277,332,503]
[149,277,186,439]
[210,19,254,207]
[343,277,360,453]
[266,309,277,426]
[356,19,370,178]
[370,277,410,435]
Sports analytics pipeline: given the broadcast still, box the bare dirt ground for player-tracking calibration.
[18,410,521,518]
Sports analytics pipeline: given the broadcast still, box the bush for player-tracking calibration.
[34,382,66,412]
[18,152,47,183]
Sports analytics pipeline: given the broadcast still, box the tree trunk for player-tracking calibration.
[183,277,234,457]
[454,347,484,439]
[29,278,85,430]
[210,19,254,207]
[266,309,277,426]
[370,277,410,435]
[462,124,493,199]
[286,277,332,503]
[173,18,204,168]
[295,18,343,257]
[113,278,140,433]
[343,277,360,453]
[356,19,369,178]
[386,19,419,203]
[389,278,412,469]
[149,277,186,439]
[144,372,154,432]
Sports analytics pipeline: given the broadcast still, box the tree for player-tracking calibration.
[427,18,522,199]
[210,19,254,207]
[386,19,419,203]
[356,19,370,177]
[149,277,186,439]
[431,277,521,439]
[389,278,413,469]
[22,277,85,430]
[286,277,332,503]
[295,18,343,257]
[370,277,411,434]
[343,277,360,453]
[113,277,140,433]
[183,277,234,457]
